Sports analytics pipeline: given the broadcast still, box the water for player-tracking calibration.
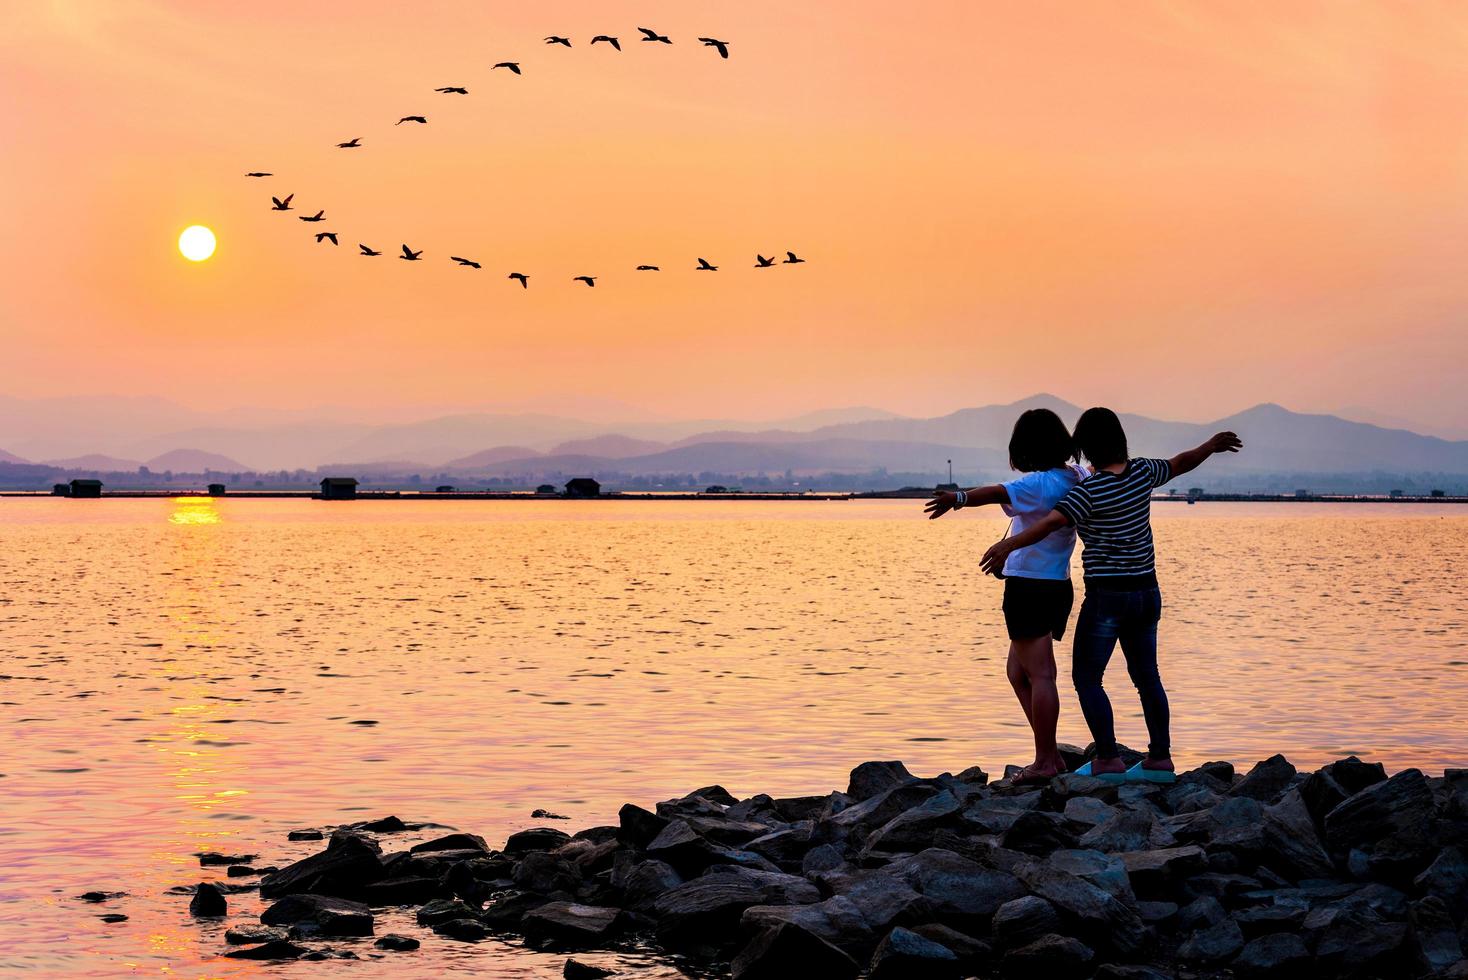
[2,498,1465,976]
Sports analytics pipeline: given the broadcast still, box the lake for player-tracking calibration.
[2,498,1465,976]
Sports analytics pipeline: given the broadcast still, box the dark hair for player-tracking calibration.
[1008,408,1074,472]
[1072,407,1129,467]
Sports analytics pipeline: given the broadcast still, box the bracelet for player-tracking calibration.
[955,490,967,509]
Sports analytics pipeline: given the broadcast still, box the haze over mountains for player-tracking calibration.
[2,393,1467,486]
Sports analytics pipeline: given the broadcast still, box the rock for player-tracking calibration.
[1062,796,1116,829]
[513,851,583,893]
[618,858,683,910]
[746,826,814,866]
[360,875,442,906]
[563,959,615,980]
[1231,904,1307,938]
[1078,809,1164,853]
[1179,916,1244,963]
[78,891,126,903]
[773,795,833,822]
[654,876,775,950]
[415,897,478,926]
[374,934,420,951]
[868,926,960,980]
[848,761,916,800]
[646,819,731,874]
[1000,810,1078,855]
[1408,895,1464,974]
[690,784,740,806]
[1305,904,1408,975]
[409,832,487,854]
[1415,845,1468,919]
[259,830,384,899]
[1260,788,1333,880]
[198,851,255,866]
[1011,858,1147,956]
[961,797,1035,835]
[1323,768,1433,852]
[863,791,963,853]
[434,917,490,941]
[821,782,944,842]
[504,827,573,854]
[1090,967,1174,980]
[990,896,1061,950]
[223,940,306,960]
[482,891,552,929]
[225,925,287,945]
[955,766,989,785]
[532,808,569,820]
[288,829,323,841]
[742,896,874,959]
[1120,845,1207,898]
[188,882,227,917]
[355,815,408,833]
[1230,755,1297,802]
[617,803,669,848]
[299,948,360,960]
[1041,774,1119,808]
[801,843,847,876]
[1366,825,1441,884]
[523,902,624,947]
[999,933,1094,978]
[260,894,373,936]
[816,869,929,934]
[731,921,861,980]
[1048,849,1134,902]
[1233,932,1311,977]
[1136,900,1176,925]
[1192,796,1267,857]
[1179,871,1265,906]
[1177,895,1226,932]
[883,848,1027,925]
[909,923,991,971]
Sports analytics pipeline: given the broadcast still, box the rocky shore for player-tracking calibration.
[159,748,1467,977]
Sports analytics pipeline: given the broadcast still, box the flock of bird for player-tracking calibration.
[245,28,788,288]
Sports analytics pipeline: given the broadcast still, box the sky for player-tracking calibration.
[3,1,1468,430]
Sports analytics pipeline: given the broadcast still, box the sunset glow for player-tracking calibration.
[176,225,215,262]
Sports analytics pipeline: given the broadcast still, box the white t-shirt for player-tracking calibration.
[999,464,1088,580]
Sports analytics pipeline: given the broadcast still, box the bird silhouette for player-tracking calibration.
[696,257,718,271]
[493,62,522,74]
[434,86,469,94]
[359,244,382,256]
[573,275,597,287]
[508,272,529,289]
[755,254,776,267]
[699,37,730,59]
[784,250,805,264]
[591,35,621,50]
[451,256,482,269]
[400,244,423,261]
[636,265,660,271]
[299,210,325,223]
[270,194,294,210]
[396,115,427,125]
[545,36,572,47]
[337,137,362,148]
[245,171,272,177]
[315,232,339,245]
[638,27,672,44]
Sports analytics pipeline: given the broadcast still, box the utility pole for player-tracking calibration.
[948,459,952,485]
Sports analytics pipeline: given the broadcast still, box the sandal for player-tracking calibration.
[1011,764,1066,786]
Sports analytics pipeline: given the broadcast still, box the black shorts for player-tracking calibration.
[1003,577,1075,641]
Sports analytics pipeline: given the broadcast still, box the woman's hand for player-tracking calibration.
[1207,431,1243,455]
[980,537,1015,576]
[924,491,958,520]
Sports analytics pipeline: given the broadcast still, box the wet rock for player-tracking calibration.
[299,948,360,960]
[505,827,573,854]
[883,848,1027,925]
[188,882,227,917]
[1323,768,1433,853]
[1048,849,1134,902]
[617,804,669,848]
[354,815,408,833]
[198,851,255,867]
[78,891,125,903]
[224,925,287,945]
[990,895,1061,950]
[259,830,384,899]
[533,808,570,820]
[731,921,860,980]
[1179,916,1244,963]
[260,893,373,936]
[223,940,306,960]
[514,851,583,893]
[482,890,553,929]
[415,897,478,926]
[410,832,488,854]
[848,761,916,801]
[563,960,614,980]
[868,926,960,979]
[360,875,442,906]
[742,895,874,959]
[1415,845,1468,918]
[1233,932,1310,978]
[1260,788,1333,880]
[1121,845,1206,898]
[98,913,128,923]
[226,865,268,878]
[374,934,420,951]
[1407,895,1463,974]
[288,829,323,841]
[434,917,490,941]
[1230,755,1297,802]
[522,901,624,947]
[999,933,1094,978]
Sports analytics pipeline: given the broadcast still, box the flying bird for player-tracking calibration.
[299,210,325,222]
[508,272,529,289]
[755,254,776,267]
[396,115,427,125]
[492,62,521,74]
[450,256,481,269]
[435,86,468,94]
[271,194,294,210]
[696,257,718,271]
[245,171,272,177]
[635,264,660,271]
[400,244,423,261]
[545,36,571,47]
[638,27,672,44]
[337,137,362,148]
[699,37,730,59]
[573,275,597,287]
[315,232,339,245]
[783,250,805,264]
[359,244,382,256]
[591,35,620,50]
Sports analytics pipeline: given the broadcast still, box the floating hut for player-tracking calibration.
[319,477,359,500]
[564,477,601,497]
[207,483,227,496]
[68,478,102,498]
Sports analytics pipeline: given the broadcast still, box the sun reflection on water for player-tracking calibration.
[168,497,221,526]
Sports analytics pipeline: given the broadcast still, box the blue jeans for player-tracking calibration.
[1071,585,1170,759]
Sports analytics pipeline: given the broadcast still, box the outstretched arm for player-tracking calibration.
[979,510,1068,575]
[924,484,1008,520]
[1168,431,1243,479]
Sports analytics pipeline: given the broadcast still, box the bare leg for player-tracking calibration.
[1011,635,1063,772]
[1006,641,1035,727]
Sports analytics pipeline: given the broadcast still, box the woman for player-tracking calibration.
[926,408,1087,784]
[980,407,1242,784]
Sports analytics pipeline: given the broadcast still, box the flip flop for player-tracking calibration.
[1011,765,1067,787]
[1075,760,1127,784]
[1125,761,1177,784]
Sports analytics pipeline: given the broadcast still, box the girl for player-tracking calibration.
[980,407,1241,784]
[926,408,1088,784]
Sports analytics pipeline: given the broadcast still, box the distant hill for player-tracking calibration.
[145,448,251,472]
[0,447,28,464]
[43,454,143,471]
[441,445,542,469]
[548,435,667,458]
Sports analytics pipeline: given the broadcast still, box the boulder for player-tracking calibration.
[800,843,847,876]
[188,882,227,917]
[1230,755,1297,802]
[1305,904,1408,975]
[1177,895,1226,932]
[433,917,489,941]
[1231,904,1307,938]
[521,902,623,947]
[260,894,373,936]
[742,895,874,959]
[1260,789,1333,880]
[198,851,255,867]
[821,782,944,842]
[481,890,553,929]
[1121,846,1207,898]
[867,926,960,980]
[373,934,420,951]
[961,797,1035,835]
[1001,810,1078,855]
[513,851,582,893]
[1062,796,1116,829]
[1041,774,1120,808]
[1407,895,1464,975]
[1078,809,1165,853]
[653,873,809,950]
[259,830,384,899]
[1179,917,1244,963]
[1323,768,1433,853]
[1048,849,1134,903]
[223,940,306,960]
[504,827,573,854]
[848,761,916,800]
[617,803,669,848]
[999,934,1094,978]
[819,868,930,934]
[1090,967,1174,980]
[646,819,740,874]
[1011,858,1147,956]
[1366,825,1441,884]
[731,921,861,980]
[409,833,487,854]
[883,848,1027,925]
[1415,845,1468,919]
[990,895,1061,950]
[746,826,815,867]
[360,875,442,906]
[618,858,683,910]
[909,923,991,972]
[415,898,478,926]
[224,925,286,945]
[1232,932,1310,978]
[863,791,963,853]
[563,961,614,980]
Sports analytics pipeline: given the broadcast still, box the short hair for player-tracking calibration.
[1008,408,1075,473]
[1072,407,1129,467]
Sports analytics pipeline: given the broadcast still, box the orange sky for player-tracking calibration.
[3,2,1467,427]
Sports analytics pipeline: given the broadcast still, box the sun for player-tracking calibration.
[178,225,217,262]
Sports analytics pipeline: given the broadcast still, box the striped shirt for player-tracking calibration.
[1053,458,1173,581]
